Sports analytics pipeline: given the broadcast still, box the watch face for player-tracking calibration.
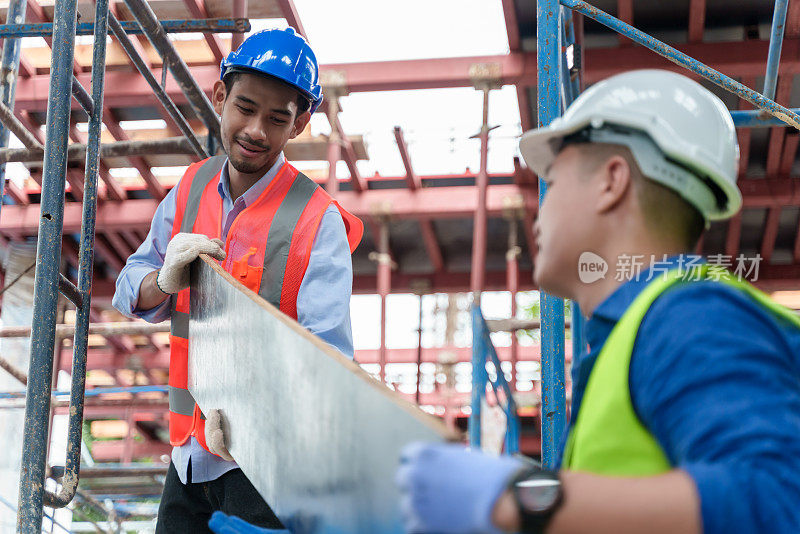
[516,476,561,513]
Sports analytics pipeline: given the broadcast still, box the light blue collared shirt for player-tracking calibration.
[112,154,354,484]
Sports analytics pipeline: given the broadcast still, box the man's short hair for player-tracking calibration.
[574,142,705,250]
[222,70,311,115]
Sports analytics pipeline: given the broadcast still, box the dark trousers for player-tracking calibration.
[155,461,283,533]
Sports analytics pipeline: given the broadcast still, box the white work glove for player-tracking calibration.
[157,233,226,294]
[205,409,234,461]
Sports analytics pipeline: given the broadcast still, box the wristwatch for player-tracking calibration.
[509,467,563,534]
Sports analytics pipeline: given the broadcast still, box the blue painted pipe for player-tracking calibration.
[16,0,79,529]
[469,305,487,448]
[560,0,800,131]
[0,18,250,38]
[482,328,520,454]
[730,108,800,127]
[0,385,169,400]
[764,0,789,101]
[470,305,521,454]
[538,0,568,470]
[0,0,28,215]
[43,0,111,510]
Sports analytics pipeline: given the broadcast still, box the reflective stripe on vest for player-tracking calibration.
[563,265,800,476]
[258,172,319,307]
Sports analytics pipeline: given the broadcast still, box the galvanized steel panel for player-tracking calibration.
[188,256,449,534]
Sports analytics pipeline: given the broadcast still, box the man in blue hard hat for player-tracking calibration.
[112,28,362,532]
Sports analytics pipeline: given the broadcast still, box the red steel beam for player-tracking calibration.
[377,222,390,384]
[780,132,800,176]
[729,76,755,259]
[393,126,420,190]
[470,89,491,298]
[391,125,444,269]
[687,0,706,43]
[760,76,793,263]
[788,0,800,39]
[89,307,136,353]
[760,207,782,264]
[4,180,28,204]
[68,123,111,201]
[275,0,306,39]
[103,107,167,200]
[507,223,520,391]
[93,233,126,272]
[16,41,800,110]
[617,0,634,45]
[419,217,444,272]
[103,231,135,259]
[89,440,171,462]
[180,0,225,63]
[725,212,742,258]
[355,344,568,364]
[794,216,800,263]
[27,0,83,76]
[501,0,521,51]
[516,85,533,133]
[330,113,366,193]
[231,0,248,49]
[354,269,536,294]
[5,179,800,235]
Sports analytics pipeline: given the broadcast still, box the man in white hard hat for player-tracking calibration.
[396,69,800,533]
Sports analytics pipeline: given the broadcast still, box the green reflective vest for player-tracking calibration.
[562,265,800,475]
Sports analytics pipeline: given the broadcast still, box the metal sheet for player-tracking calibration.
[188,256,450,534]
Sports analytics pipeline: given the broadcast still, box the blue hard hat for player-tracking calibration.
[220,27,323,114]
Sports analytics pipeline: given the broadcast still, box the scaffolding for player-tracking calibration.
[3,0,800,530]
[0,0,249,529]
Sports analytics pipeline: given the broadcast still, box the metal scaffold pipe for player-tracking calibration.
[0,321,169,338]
[560,0,800,131]
[0,0,28,220]
[17,0,79,528]
[0,18,249,38]
[123,0,222,145]
[106,11,207,159]
[0,135,207,164]
[537,0,567,470]
[763,0,789,101]
[0,101,42,149]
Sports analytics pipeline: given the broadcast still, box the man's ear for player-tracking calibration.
[212,80,227,115]
[290,110,312,139]
[595,155,633,214]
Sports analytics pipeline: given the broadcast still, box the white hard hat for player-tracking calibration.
[519,69,742,221]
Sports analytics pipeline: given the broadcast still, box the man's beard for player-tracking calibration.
[228,155,267,175]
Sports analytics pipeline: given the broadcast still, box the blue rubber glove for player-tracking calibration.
[209,511,290,534]
[396,442,524,534]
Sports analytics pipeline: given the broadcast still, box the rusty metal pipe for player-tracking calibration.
[0,135,207,164]
[0,321,169,338]
[123,0,221,143]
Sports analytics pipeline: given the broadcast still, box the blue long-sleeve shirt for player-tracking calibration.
[113,154,355,484]
[563,257,800,533]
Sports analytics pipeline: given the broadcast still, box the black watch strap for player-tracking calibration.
[510,467,563,534]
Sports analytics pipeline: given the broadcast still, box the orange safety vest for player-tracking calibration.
[167,155,363,453]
